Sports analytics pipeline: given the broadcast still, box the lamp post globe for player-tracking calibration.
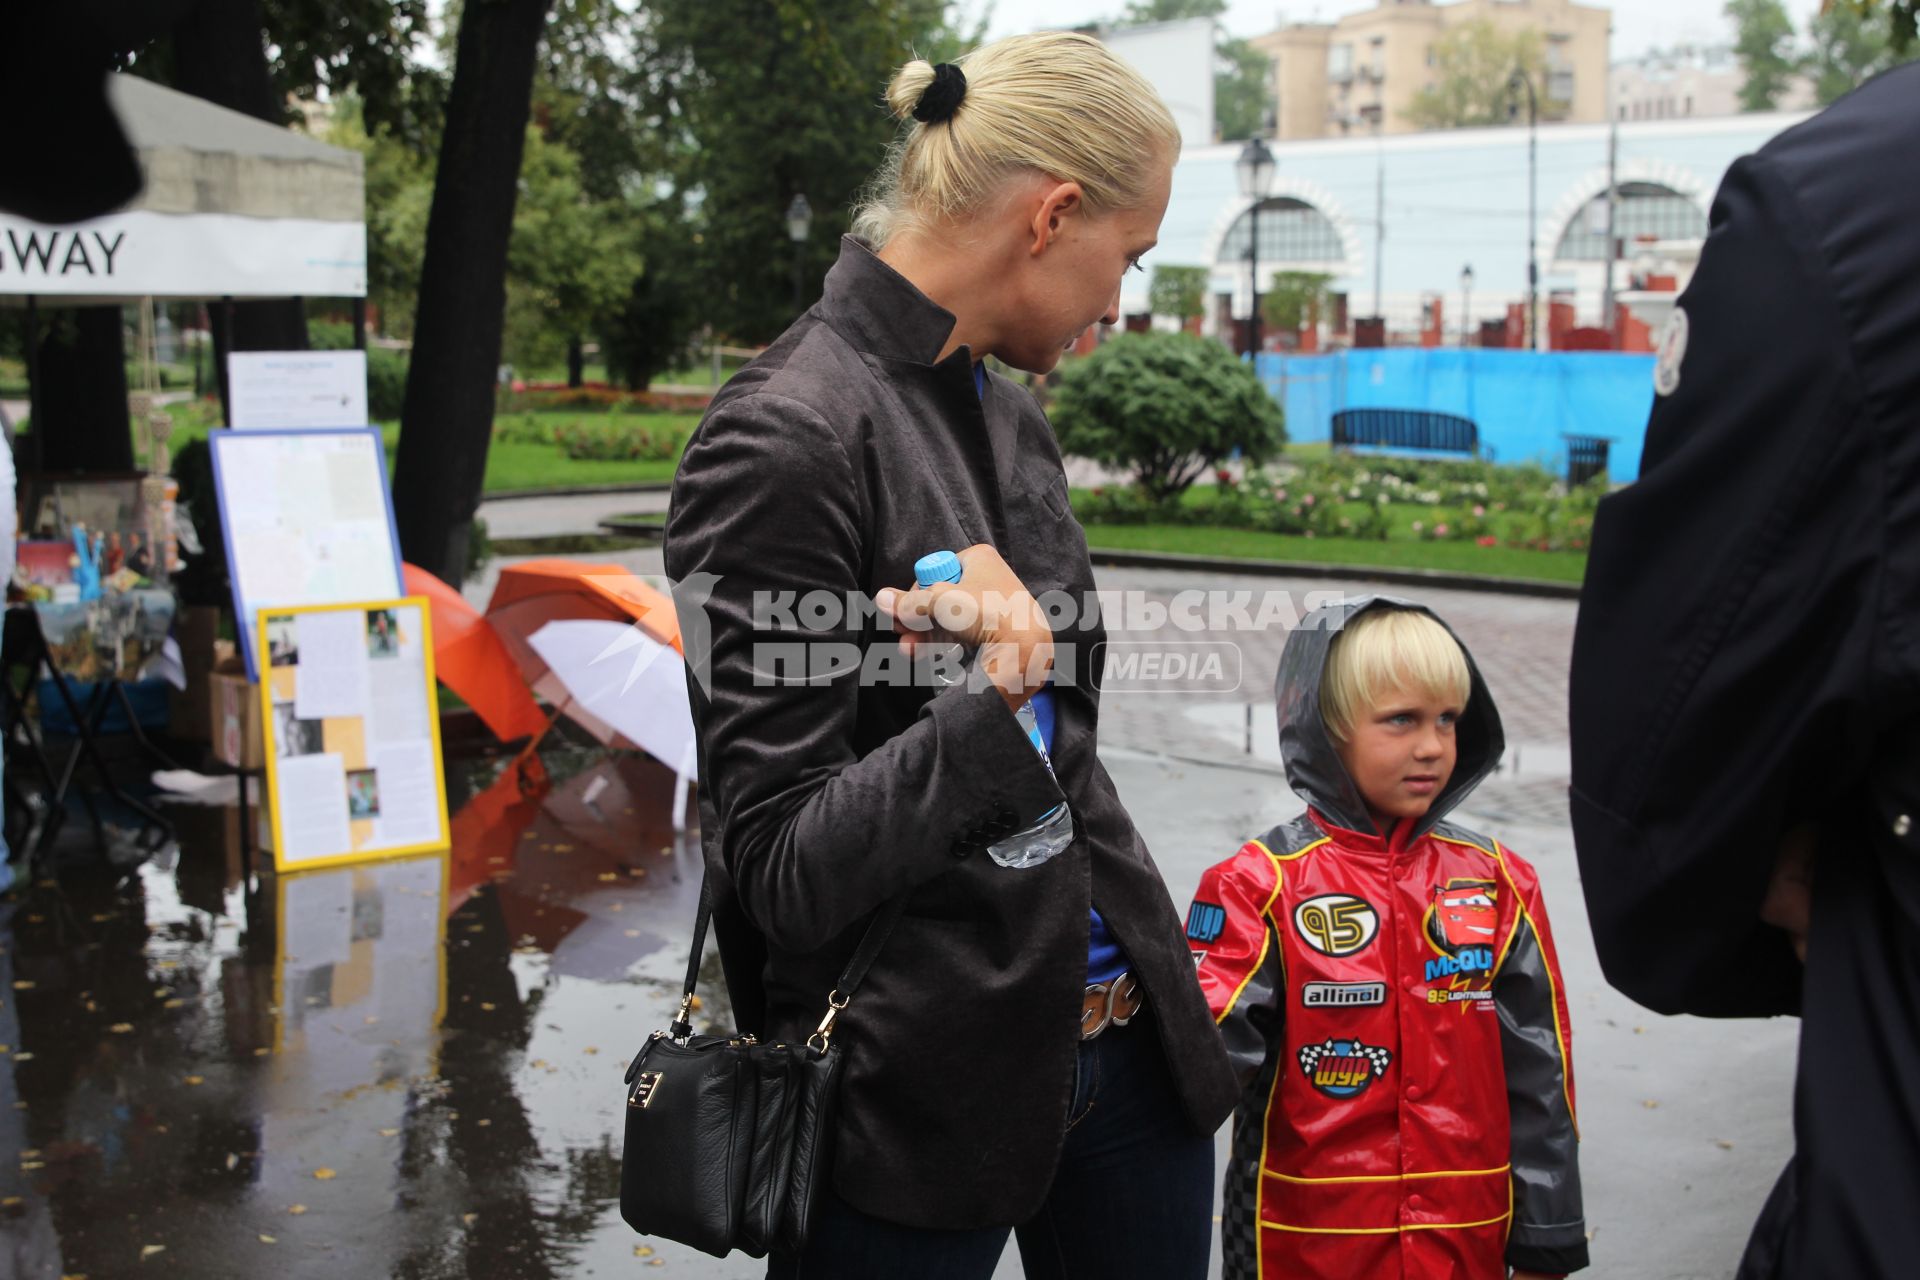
[785,193,813,317]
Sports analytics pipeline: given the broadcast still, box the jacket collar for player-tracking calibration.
[818,236,960,366]
[1309,808,1417,857]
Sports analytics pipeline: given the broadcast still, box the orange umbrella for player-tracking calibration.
[485,560,683,662]
[403,562,550,743]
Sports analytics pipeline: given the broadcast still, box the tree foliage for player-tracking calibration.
[1262,271,1332,334]
[646,0,951,344]
[505,126,645,362]
[1148,265,1208,322]
[1807,0,1920,102]
[1051,333,1284,501]
[1726,0,1800,110]
[1405,21,1545,130]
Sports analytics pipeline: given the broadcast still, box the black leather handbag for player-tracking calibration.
[620,880,903,1258]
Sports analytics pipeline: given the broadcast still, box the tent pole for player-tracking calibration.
[23,295,41,477]
[216,296,235,426]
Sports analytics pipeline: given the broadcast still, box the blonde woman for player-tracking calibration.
[665,33,1236,1278]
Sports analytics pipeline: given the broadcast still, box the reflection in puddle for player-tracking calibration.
[0,749,727,1278]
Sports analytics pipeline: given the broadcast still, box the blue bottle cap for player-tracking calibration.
[913,550,963,587]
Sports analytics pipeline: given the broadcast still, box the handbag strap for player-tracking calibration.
[670,874,908,1049]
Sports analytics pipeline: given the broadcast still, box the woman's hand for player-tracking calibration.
[875,544,1054,711]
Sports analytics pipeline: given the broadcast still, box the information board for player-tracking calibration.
[258,597,451,873]
[210,428,404,679]
[228,351,370,430]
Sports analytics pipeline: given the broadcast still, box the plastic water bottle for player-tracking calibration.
[913,551,1075,869]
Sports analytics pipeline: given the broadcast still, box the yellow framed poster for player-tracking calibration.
[257,596,452,872]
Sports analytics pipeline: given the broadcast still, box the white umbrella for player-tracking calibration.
[525,619,698,827]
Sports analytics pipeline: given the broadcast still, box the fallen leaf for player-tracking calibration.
[183,1076,204,1086]
[164,1000,185,1010]
[1642,1099,1660,1109]
[10,982,32,991]
[19,1150,36,1159]
[287,1205,308,1216]
[627,868,645,878]
[0,1196,19,1207]
[19,1161,44,1171]
[583,1046,600,1055]
[463,1213,478,1226]
[477,1119,491,1128]
[254,1047,271,1057]
[624,930,641,938]
[649,1261,664,1269]
[312,1168,336,1181]
[597,873,618,883]
[634,1245,654,1257]
[108,1023,134,1035]
[140,1245,165,1260]
[259,1234,277,1244]
[479,1002,496,1012]
[378,1128,399,1137]
[1716,1140,1735,1151]
[528,1060,549,1070]
[12,1053,32,1063]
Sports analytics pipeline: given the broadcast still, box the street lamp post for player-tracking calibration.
[1236,136,1275,356]
[1460,264,1474,346]
[1508,69,1538,351]
[785,193,813,318]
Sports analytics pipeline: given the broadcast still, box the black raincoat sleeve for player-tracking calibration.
[1568,138,1889,1019]
[1494,850,1588,1274]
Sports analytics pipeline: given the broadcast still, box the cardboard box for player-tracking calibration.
[209,646,264,770]
[168,604,223,743]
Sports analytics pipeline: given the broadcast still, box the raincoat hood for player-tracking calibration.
[1275,595,1505,841]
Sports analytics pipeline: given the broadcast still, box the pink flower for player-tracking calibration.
[1216,468,1235,486]
[1473,505,1486,517]
[1303,493,1316,506]
[1434,523,1450,537]
[1275,489,1288,501]
[1477,535,1498,547]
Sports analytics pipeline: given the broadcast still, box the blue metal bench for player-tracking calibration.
[1331,409,1484,460]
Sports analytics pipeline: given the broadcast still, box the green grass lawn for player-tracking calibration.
[1079,524,1587,584]
[110,399,694,493]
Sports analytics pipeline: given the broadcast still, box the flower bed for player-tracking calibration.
[496,385,713,414]
[1073,453,1606,554]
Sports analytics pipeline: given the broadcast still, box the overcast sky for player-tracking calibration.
[978,0,1831,63]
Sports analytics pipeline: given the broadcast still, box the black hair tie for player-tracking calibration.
[912,63,967,124]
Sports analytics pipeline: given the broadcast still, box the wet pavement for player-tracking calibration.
[0,566,1800,1279]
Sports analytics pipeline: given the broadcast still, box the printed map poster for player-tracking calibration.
[210,428,405,680]
[259,597,451,872]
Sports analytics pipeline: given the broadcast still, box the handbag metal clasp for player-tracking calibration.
[806,989,850,1054]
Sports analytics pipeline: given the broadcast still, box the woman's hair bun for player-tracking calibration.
[885,60,937,122]
[910,63,967,124]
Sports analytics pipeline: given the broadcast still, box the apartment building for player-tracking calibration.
[1253,0,1611,139]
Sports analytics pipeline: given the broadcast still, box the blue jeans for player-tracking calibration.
[769,1013,1215,1280]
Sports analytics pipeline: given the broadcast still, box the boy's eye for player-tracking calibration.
[1438,712,1457,727]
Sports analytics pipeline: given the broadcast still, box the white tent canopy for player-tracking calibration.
[0,75,365,302]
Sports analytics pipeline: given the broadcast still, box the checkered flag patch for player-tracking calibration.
[1296,1037,1392,1079]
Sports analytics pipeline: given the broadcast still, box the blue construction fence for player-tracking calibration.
[1254,349,1657,484]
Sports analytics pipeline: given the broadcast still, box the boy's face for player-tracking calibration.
[1334,682,1461,832]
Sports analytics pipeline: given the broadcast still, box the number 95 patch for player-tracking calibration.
[1293,894,1380,957]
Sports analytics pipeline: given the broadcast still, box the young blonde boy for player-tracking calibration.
[1188,598,1587,1280]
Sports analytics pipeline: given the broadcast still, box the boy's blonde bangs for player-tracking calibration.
[1320,610,1471,742]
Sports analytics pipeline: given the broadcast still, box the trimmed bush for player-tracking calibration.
[1051,333,1285,501]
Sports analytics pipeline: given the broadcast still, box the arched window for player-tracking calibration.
[1556,181,1705,261]
[1217,197,1346,268]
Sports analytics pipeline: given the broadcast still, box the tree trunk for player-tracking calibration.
[391,0,553,583]
[566,336,584,388]
[169,0,308,355]
[35,308,133,473]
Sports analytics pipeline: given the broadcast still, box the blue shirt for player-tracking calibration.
[983,357,1127,986]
